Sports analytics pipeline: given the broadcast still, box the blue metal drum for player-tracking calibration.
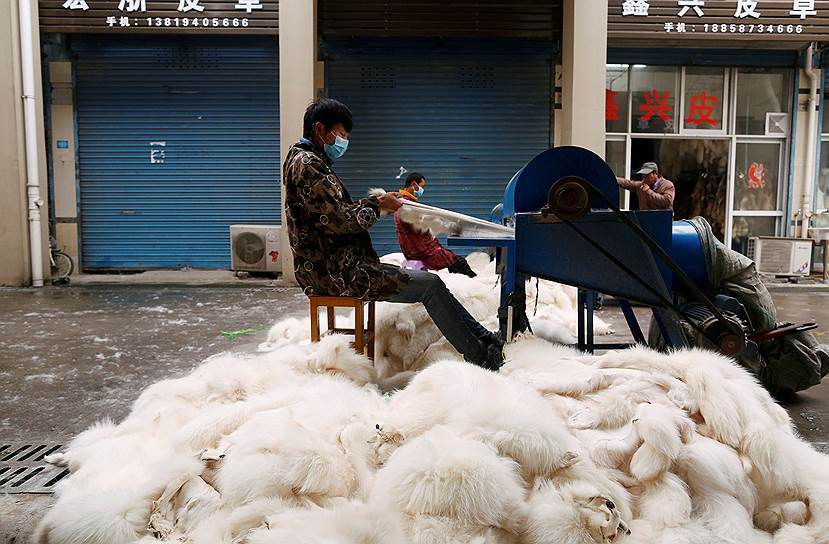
[502,146,619,218]
[670,220,708,290]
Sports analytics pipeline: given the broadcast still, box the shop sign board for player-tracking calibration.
[609,0,829,42]
[40,0,278,34]
[607,88,722,129]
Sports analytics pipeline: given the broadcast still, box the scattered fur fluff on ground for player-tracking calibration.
[36,323,829,544]
[258,252,613,390]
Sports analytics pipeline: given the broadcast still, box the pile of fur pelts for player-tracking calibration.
[258,252,614,390]
[34,255,829,544]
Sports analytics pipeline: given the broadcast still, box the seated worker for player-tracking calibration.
[283,98,503,370]
[616,161,675,212]
[395,172,477,278]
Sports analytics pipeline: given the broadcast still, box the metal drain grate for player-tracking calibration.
[0,443,69,494]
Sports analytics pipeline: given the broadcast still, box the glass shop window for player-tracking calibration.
[683,67,726,132]
[606,65,629,134]
[605,139,627,206]
[631,66,680,135]
[734,68,790,136]
[817,94,829,226]
[731,216,777,253]
[734,142,782,212]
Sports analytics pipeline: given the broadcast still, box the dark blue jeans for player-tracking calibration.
[388,269,493,363]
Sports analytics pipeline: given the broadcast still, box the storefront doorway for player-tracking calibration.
[631,138,729,240]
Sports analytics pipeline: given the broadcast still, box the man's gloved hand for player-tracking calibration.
[447,255,477,278]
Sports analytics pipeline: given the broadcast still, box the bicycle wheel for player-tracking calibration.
[52,251,74,280]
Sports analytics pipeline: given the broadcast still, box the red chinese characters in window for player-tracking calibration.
[639,89,673,123]
[606,89,621,121]
[684,90,719,128]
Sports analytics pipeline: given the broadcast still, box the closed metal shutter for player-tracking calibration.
[319,0,562,39]
[73,36,279,270]
[325,39,553,255]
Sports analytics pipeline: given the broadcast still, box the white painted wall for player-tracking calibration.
[560,0,608,157]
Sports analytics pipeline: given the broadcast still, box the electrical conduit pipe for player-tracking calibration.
[18,0,44,286]
[802,42,819,239]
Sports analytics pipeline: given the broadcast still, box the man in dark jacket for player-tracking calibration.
[395,172,476,278]
[283,98,503,370]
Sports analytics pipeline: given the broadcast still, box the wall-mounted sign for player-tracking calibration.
[40,0,278,34]
[609,0,829,42]
[149,141,166,164]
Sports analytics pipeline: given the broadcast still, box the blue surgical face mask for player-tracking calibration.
[324,132,349,161]
[414,186,425,197]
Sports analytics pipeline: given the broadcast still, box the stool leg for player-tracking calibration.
[367,301,375,360]
[310,299,320,342]
[327,306,336,332]
[354,301,364,355]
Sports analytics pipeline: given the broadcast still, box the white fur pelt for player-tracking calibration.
[258,252,613,390]
[36,315,829,543]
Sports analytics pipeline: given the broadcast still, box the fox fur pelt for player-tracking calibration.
[258,252,613,390]
[34,259,829,544]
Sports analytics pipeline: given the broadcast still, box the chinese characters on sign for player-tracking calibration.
[118,0,145,12]
[678,0,704,16]
[234,0,262,13]
[606,90,621,121]
[608,87,722,130]
[734,0,760,19]
[640,89,673,127]
[177,0,204,12]
[62,0,89,10]
[791,1,818,19]
[685,91,719,128]
[60,0,266,30]
[620,0,818,35]
[622,0,650,15]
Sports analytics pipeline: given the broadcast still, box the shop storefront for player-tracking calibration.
[40,0,280,270]
[605,60,795,252]
[607,0,829,253]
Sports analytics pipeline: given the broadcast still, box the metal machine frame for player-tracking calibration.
[449,146,740,354]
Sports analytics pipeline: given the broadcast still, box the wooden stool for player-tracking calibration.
[309,296,375,360]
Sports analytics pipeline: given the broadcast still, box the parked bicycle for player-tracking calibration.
[50,236,74,283]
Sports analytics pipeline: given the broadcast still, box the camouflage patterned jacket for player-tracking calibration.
[283,140,409,300]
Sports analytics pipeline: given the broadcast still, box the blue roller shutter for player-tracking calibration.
[325,38,553,255]
[73,36,279,270]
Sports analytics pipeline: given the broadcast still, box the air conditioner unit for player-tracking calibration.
[765,112,789,136]
[230,224,282,273]
[746,236,812,276]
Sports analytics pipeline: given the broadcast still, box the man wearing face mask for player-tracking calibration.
[283,98,504,370]
[395,172,477,278]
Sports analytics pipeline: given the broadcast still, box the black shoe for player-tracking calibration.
[481,333,504,371]
[465,335,504,372]
[447,256,477,278]
[483,341,504,371]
